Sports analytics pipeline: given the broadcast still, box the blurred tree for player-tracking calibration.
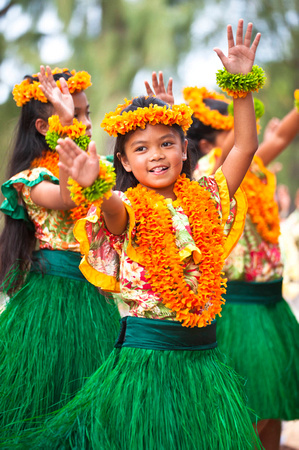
[0,0,298,198]
[0,0,199,180]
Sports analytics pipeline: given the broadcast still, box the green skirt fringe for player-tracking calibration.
[0,258,120,440]
[217,279,299,422]
[5,317,261,449]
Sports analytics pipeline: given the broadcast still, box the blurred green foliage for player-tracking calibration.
[0,0,298,202]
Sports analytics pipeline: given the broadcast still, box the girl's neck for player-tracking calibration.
[139,183,177,201]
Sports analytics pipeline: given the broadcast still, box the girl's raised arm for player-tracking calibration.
[214,19,261,198]
[256,107,299,166]
[57,138,128,236]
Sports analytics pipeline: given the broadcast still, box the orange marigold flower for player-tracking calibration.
[101,101,193,136]
[183,86,234,131]
[12,68,91,107]
[126,175,226,328]
[241,157,280,245]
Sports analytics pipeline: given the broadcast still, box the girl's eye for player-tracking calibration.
[162,141,173,147]
[135,146,146,152]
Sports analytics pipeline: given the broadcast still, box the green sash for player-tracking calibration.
[115,316,217,351]
[31,249,86,282]
[224,278,283,305]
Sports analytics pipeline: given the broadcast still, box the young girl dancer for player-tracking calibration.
[5,20,266,449]
[0,67,120,439]
[183,84,299,450]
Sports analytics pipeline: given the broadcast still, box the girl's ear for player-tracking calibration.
[198,139,213,155]
[117,152,132,172]
[182,139,188,160]
[35,118,49,136]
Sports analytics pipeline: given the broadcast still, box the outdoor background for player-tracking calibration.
[0,1,298,448]
[0,0,298,205]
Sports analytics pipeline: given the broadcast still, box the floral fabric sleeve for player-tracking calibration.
[73,191,134,292]
[0,168,59,225]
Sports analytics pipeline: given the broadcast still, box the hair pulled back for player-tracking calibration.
[186,98,228,171]
[0,71,73,294]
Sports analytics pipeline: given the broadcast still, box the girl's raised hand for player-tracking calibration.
[57,138,99,188]
[144,71,174,105]
[214,19,261,75]
[38,65,74,125]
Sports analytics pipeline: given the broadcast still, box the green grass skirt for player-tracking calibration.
[4,318,262,449]
[0,269,120,440]
[217,280,299,422]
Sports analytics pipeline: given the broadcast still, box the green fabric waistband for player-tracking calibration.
[115,316,217,351]
[30,249,86,282]
[223,278,283,305]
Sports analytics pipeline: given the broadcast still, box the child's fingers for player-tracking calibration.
[158,71,166,92]
[59,77,70,95]
[144,81,154,96]
[88,141,98,159]
[243,22,253,47]
[167,78,173,96]
[57,138,81,160]
[151,72,159,92]
[213,47,226,65]
[227,24,235,50]
[57,162,71,176]
[250,32,261,54]
[235,19,244,46]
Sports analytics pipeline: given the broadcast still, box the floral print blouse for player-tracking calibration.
[0,167,79,251]
[74,169,247,321]
[223,158,283,282]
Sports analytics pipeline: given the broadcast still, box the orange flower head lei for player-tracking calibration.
[101,96,193,137]
[12,67,92,107]
[183,86,234,131]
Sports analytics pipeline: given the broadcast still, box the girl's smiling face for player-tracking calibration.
[119,124,187,200]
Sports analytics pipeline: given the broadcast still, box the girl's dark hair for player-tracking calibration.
[113,96,191,191]
[186,98,228,172]
[0,71,73,294]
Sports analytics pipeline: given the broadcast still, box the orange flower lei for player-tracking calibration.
[101,99,193,137]
[183,86,234,131]
[241,158,280,245]
[126,175,226,328]
[12,67,91,107]
[48,115,87,139]
[30,151,92,222]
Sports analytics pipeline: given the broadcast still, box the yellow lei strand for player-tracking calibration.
[31,151,91,221]
[241,160,280,245]
[126,175,226,328]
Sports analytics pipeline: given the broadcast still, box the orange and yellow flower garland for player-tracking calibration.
[241,161,280,245]
[13,68,91,107]
[101,101,193,137]
[183,86,234,131]
[126,175,226,328]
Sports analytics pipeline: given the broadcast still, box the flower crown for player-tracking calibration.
[183,86,234,131]
[12,67,92,107]
[101,97,193,137]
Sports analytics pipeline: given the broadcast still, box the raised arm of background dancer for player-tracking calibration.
[144,71,174,105]
[256,108,299,166]
[213,129,235,172]
[214,19,261,198]
[57,138,128,235]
